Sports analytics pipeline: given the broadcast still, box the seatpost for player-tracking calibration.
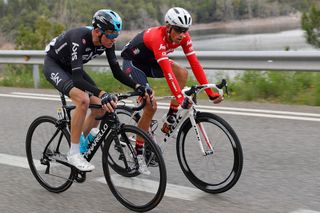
[59,92,67,106]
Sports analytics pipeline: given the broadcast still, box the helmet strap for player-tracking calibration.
[167,25,174,42]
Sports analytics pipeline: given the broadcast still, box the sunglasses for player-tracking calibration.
[100,29,119,39]
[172,26,188,33]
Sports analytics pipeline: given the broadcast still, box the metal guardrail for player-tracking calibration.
[0,50,320,88]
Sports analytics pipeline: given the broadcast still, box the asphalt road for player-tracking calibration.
[0,87,319,213]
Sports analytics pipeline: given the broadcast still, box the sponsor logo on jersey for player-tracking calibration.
[82,53,100,61]
[71,42,79,61]
[166,48,174,54]
[50,72,62,86]
[96,47,105,51]
[186,40,192,46]
[124,67,132,75]
[133,48,140,55]
[85,47,91,52]
[55,42,67,54]
[159,44,166,50]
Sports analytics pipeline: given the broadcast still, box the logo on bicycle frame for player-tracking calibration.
[84,123,108,158]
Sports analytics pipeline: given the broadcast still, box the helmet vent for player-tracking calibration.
[178,17,184,24]
[110,11,116,17]
[174,8,180,14]
[184,15,188,24]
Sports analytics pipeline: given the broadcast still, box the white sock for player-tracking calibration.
[69,143,80,155]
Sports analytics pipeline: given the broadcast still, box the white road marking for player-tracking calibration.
[0,153,30,169]
[290,210,320,213]
[95,176,205,201]
[0,93,61,101]
[0,153,204,201]
[0,153,60,171]
[198,108,320,122]
[0,92,319,122]
[12,92,63,98]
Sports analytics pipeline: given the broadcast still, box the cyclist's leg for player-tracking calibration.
[122,60,157,134]
[169,60,188,107]
[68,88,95,171]
[81,71,104,137]
[43,56,94,171]
[123,60,157,174]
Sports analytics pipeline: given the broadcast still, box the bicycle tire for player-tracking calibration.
[26,116,75,193]
[176,112,243,194]
[102,124,166,212]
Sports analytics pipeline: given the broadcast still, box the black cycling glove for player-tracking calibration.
[135,85,153,96]
[101,93,117,106]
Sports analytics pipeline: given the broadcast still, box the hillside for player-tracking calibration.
[0,0,317,49]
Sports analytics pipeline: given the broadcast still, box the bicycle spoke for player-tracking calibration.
[26,116,74,193]
[103,125,166,212]
[177,112,243,193]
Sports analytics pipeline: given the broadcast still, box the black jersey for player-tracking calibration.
[45,26,136,97]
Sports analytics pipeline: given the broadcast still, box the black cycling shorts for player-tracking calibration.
[43,55,96,96]
[122,59,164,86]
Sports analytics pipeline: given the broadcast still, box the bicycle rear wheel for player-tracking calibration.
[102,125,166,212]
[26,116,74,193]
[176,112,243,194]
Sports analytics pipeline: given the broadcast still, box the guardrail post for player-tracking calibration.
[32,64,40,88]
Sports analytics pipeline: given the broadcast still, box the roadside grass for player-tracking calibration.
[231,71,320,106]
[1,65,319,106]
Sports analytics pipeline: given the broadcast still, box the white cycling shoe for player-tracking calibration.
[137,154,151,175]
[67,153,95,172]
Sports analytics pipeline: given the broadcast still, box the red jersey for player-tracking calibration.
[121,26,217,104]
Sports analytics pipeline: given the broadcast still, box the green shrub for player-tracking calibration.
[1,66,320,106]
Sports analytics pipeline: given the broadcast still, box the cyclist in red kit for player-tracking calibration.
[121,7,223,142]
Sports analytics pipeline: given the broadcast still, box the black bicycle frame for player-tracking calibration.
[58,91,145,163]
[82,114,117,162]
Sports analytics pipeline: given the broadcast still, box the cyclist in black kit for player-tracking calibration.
[44,9,152,173]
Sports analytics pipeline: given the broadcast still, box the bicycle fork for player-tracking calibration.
[188,110,214,156]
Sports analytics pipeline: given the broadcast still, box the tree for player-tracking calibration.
[15,16,64,50]
[301,4,320,48]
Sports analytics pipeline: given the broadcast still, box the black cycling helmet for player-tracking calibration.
[92,9,122,33]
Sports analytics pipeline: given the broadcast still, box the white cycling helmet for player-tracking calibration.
[165,7,192,29]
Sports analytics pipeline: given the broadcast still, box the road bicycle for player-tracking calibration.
[116,80,243,194]
[25,91,167,212]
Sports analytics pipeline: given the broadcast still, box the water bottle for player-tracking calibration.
[79,132,87,153]
[80,128,99,153]
[87,128,99,144]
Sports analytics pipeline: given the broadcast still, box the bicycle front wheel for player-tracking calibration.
[26,116,74,193]
[102,125,166,212]
[176,112,243,194]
